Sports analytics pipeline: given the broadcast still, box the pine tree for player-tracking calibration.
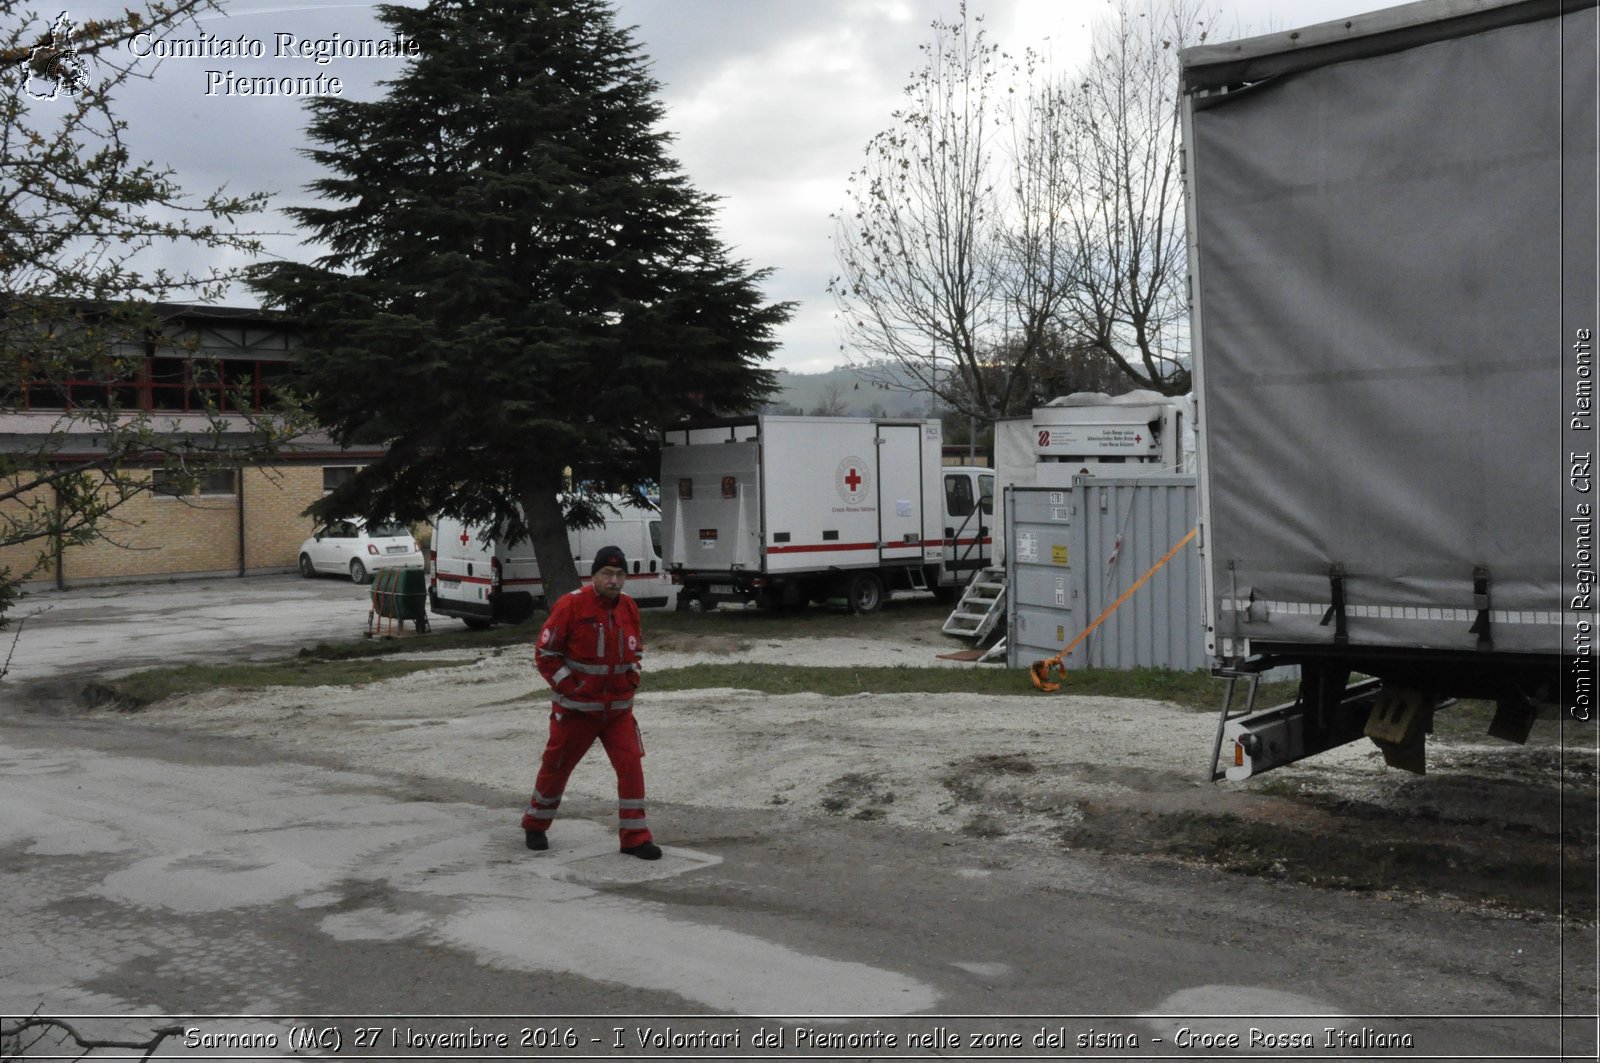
[250,0,791,603]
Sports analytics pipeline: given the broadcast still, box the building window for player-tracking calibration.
[151,468,236,498]
[151,469,187,497]
[23,356,296,413]
[323,465,360,493]
[196,469,236,496]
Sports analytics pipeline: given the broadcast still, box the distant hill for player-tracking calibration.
[764,364,936,419]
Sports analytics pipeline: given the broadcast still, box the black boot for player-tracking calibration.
[525,829,548,851]
[621,841,662,860]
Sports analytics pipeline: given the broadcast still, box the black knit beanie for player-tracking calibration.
[591,545,627,574]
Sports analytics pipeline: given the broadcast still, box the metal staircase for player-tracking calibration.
[941,567,1008,645]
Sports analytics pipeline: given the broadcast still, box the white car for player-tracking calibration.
[297,518,423,584]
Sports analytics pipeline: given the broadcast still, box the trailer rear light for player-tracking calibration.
[1233,733,1262,768]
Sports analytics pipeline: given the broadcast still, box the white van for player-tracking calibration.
[429,498,673,628]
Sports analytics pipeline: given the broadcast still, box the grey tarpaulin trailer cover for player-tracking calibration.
[1181,0,1597,774]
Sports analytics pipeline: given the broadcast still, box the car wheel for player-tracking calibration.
[298,553,316,578]
[847,571,885,614]
[349,558,369,584]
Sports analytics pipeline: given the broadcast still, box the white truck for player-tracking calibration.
[660,415,994,612]
[1181,0,1597,777]
[428,497,673,628]
[988,389,1194,566]
[992,390,1193,492]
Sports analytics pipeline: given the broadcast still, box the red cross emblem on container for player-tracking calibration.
[836,455,869,504]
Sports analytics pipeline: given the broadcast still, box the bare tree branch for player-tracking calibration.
[1051,0,1211,395]
[3,1013,184,1061]
[830,3,1067,423]
[831,0,1204,420]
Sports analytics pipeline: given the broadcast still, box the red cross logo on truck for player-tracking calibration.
[836,455,870,504]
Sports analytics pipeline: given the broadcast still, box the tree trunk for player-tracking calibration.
[519,485,582,605]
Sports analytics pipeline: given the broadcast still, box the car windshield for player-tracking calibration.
[367,521,410,538]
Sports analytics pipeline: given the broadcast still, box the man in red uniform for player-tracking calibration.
[522,544,661,860]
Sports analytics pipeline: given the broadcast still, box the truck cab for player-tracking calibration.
[939,466,994,592]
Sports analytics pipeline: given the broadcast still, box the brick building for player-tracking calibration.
[1,302,384,587]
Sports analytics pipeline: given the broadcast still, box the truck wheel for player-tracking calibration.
[847,572,885,614]
[463,617,492,631]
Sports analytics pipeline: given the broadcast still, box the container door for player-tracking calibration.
[877,423,923,562]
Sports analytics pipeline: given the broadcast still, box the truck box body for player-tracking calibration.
[1181,0,1596,768]
[662,415,989,610]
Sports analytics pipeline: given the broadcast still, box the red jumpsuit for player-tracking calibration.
[522,584,651,849]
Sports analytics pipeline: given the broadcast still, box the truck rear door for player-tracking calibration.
[662,438,762,573]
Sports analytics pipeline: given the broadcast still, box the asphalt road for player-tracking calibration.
[3,573,383,685]
[2,576,1595,1060]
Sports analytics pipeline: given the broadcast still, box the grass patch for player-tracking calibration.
[643,598,954,638]
[96,592,1298,712]
[647,661,1287,710]
[98,657,475,710]
[296,623,537,661]
[291,597,956,660]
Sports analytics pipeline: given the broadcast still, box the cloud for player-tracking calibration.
[33,0,1398,372]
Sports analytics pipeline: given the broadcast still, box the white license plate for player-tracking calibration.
[710,584,734,595]
[385,545,410,554]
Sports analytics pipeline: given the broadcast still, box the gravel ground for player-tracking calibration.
[128,625,1598,923]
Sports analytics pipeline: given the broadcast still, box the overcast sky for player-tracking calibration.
[33,0,1399,373]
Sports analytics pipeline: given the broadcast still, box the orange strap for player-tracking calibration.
[1031,526,1198,691]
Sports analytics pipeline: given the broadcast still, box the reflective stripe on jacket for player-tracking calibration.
[535,585,642,710]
